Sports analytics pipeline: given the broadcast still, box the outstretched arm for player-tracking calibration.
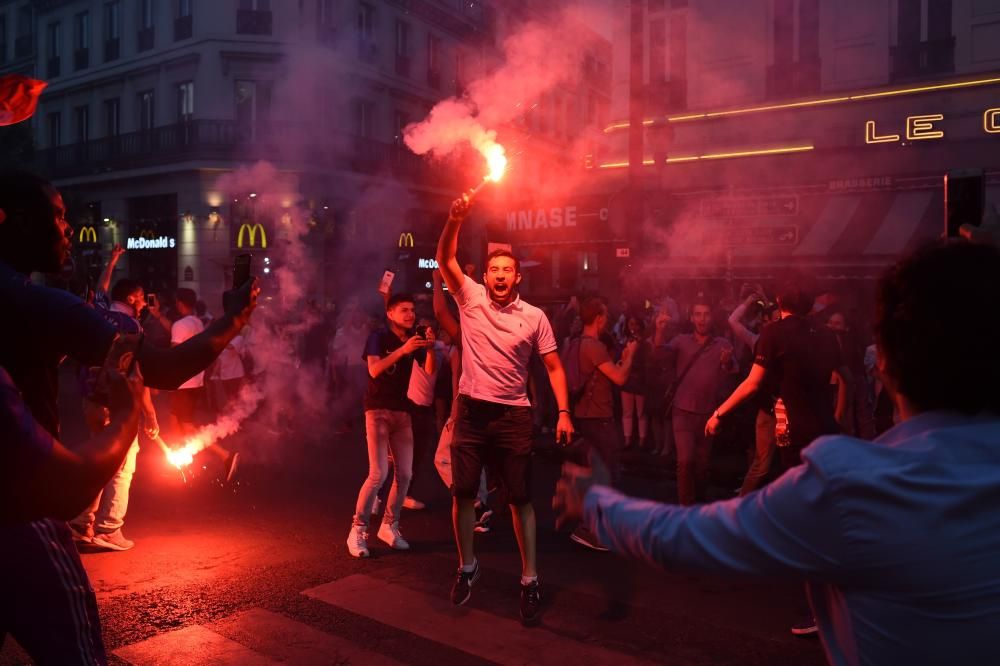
[98,244,125,294]
[137,279,259,390]
[432,269,461,342]
[436,195,471,294]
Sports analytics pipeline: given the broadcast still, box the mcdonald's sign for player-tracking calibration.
[237,223,268,248]
[78,226,98,244]
[398,232,414,248]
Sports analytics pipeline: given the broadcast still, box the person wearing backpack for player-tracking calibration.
[566,298,636,551]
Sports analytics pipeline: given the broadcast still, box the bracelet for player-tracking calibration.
[714,409,724,420]
[558,409,571,415]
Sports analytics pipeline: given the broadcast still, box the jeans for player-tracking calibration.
[738,408,778,497]
[621,391,647,441]
[353,409,413,528]
[672,407,712,505]
[575,417,623,485]
[73,399,139,534]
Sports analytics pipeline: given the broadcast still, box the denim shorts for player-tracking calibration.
[451,395,533,505]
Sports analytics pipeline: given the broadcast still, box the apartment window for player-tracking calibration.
[176,81,194,121]
[355,99,374,138]
[649,18,666,82]
[46,22,62,78]
[15,5,32,59]
[0,16,7,64]
[104,1,120,61]
[74,105,90,142]
[426,34,441,88]
[358,2,375,61]
[175,0,193,40]
[235,80,271,140]
[393,110,409,145]
[395,19,410,76]
[138,0,154,51]
[104,98,120,137]
[237,0,272,35]
[317,0,336,41]
[73,12,90,70]
[455,49,466,94]
[47,112,62,147]
[893,0,953,79]
[138,90,155,131]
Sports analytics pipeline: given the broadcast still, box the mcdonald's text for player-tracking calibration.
[127,236,176,250]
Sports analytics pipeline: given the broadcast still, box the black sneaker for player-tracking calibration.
[570,526,609,552]
[790,618,818,636]
[450,560,481,606]
[520,580,543,626]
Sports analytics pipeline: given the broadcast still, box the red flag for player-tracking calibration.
[0,75,47,126]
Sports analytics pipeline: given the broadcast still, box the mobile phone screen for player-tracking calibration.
[234,253,253,289]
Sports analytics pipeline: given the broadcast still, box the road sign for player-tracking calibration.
[701,196,799,218]
[616,248,630,258]
[720,225,799,246]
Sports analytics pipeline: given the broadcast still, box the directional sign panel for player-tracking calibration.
[701,196,799,218]
[721,225,799,246]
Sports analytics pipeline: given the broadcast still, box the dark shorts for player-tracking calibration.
[451,395,533,506]
[171,388,199,426]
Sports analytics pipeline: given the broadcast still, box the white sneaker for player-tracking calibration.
[347,525,370,558]
[402,496,425,510]
[377,521,410,550]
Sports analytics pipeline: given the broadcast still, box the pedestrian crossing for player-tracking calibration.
[112,574,657,665]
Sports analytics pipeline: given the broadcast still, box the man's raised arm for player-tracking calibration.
[436,195,471,294]
[137,279,259,390]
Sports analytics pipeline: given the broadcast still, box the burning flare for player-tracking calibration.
[156,436,199,469]
[482,141,508,182]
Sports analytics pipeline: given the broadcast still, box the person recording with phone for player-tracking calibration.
[0,170,259,664]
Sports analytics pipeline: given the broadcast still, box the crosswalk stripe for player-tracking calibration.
[208,608,405,665]
[113,625,277,665]
[303,574,655,666]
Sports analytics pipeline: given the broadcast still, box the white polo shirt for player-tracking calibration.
[454,275,557,406]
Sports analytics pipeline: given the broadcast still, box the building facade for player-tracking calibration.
[0,0,505,307]
[588,0,1000,291]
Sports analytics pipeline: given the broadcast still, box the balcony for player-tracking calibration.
[174,14,193,41]
[765,59,821,99]
[237,9,272,36]
[47,56,60,78]
[74,48,89,71]
[33,119,453,188]
[395,54,410,77]
[104,37,119,61]
[891,37,955,81]
[358,39,377,63]
[14,34,33,58]
[427,68,440,89]
[137,26,154,51]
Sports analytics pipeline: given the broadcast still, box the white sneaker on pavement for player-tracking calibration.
[377,521,410,550]
[91,528,135,552]
[347,525,370,558]
[402,496,425,510]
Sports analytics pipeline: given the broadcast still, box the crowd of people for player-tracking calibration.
[3,167,999,665]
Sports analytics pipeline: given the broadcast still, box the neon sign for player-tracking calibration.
[865,108,1000,144]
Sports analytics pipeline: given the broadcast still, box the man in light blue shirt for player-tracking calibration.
[555,241,1000,665]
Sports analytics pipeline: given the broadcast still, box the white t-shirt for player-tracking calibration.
[171,315,206,389]
[215,335,246,381]
[453,275,557,406]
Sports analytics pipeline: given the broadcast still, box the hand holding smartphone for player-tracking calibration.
[234,253,253,289]
[378,270,395,296]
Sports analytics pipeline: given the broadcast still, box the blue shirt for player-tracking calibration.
[0,261,116,437]
[584,411,1000,665]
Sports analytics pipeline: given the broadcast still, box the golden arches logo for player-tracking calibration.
[398,232,414,248]
[78,226,98,243]
[237,223,268,248]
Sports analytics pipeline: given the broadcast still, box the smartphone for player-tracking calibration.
[234,253,253,289]
[945,169,985,237]
[146,293,157,308]
[378,270,395,295]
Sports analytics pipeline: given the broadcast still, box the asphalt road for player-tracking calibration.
[1,373,826,666]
